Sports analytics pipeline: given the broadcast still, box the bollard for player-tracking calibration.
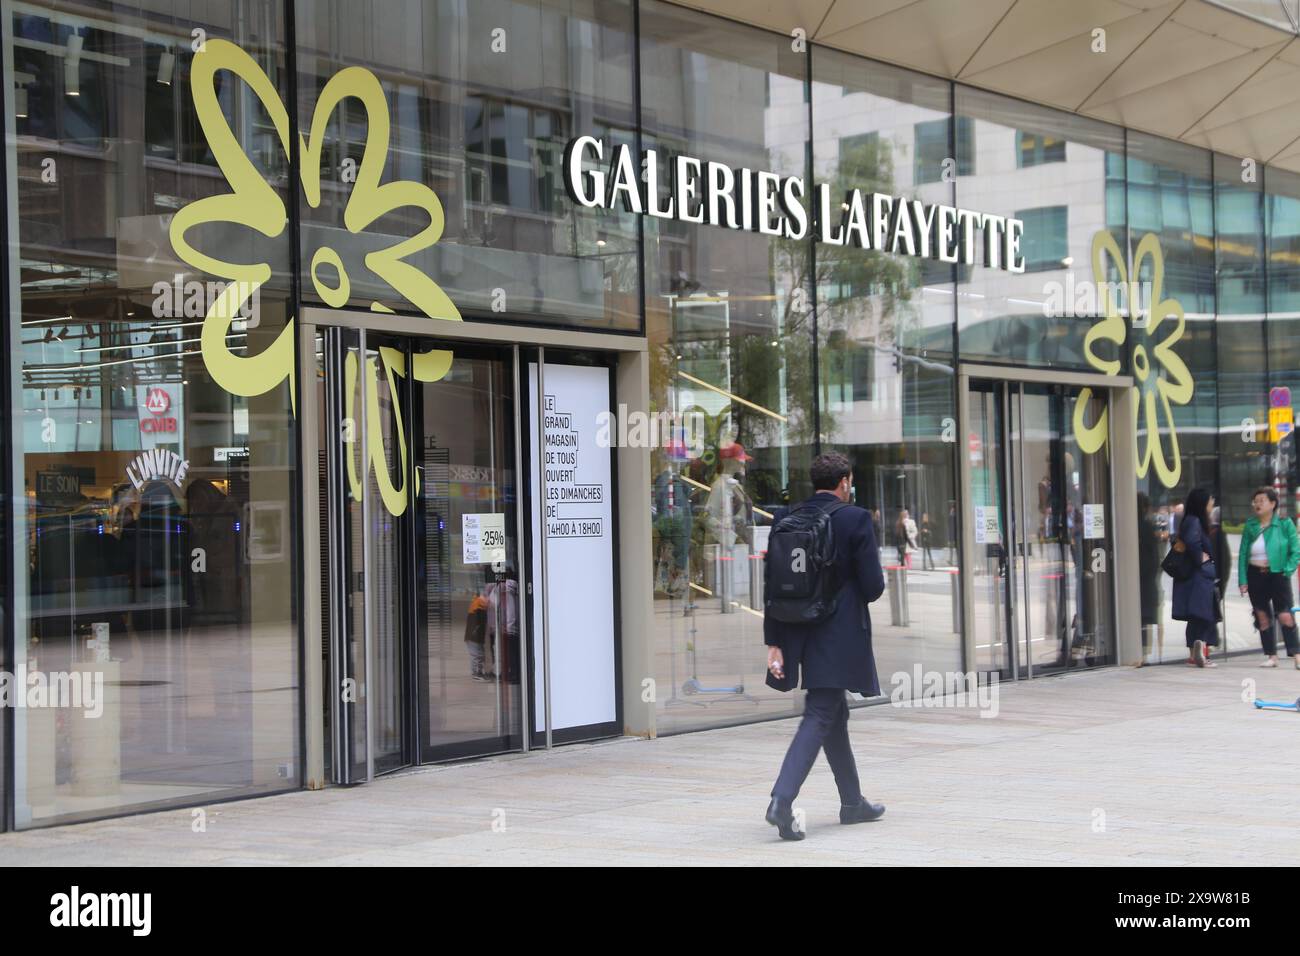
[949,570,961,633]
[717,545,734,613]
[69,659,121,797]
[701,542,718,593]
[888,566,910,626]
[749,551,764,609]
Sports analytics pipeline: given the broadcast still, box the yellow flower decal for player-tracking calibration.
[169,39,462,516]
[1074,231,1193,488]
[341,346,453,518]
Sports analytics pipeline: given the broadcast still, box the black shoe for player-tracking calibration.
[765,797,804,841]
[839,796,886,824]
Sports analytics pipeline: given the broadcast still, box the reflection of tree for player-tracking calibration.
[766,136,913,445]
[648,136,918,504]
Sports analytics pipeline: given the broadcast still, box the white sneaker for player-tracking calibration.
[1260,658,1278,668]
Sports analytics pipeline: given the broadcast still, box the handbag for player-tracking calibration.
[1161,536,1193,581]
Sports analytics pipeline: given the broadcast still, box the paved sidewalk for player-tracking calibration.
[2,656,1298,865]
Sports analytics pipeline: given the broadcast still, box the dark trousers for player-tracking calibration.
[1246,565,1300,656]
[1185,618,1217,649]
[771,688,861,805]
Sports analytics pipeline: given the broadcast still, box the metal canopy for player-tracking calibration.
[663,0,1300,173]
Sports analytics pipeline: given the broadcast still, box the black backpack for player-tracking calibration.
[764,497,849,624]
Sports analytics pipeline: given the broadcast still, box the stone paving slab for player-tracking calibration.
[1,656,1298,866]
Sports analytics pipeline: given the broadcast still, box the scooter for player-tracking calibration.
[1253,696,1300,712]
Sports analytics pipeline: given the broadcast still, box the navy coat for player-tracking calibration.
[764,493,886,696]
[1171,515,1217,623]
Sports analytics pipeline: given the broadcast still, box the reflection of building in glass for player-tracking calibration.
[6,0,1300,831]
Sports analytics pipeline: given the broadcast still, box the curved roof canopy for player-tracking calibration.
[664,0,1300,173]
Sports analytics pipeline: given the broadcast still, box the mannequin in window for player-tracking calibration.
[705,441,756,607]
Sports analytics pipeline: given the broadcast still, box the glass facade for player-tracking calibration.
[809,50,962,708]
[4,0,1300,827]
[640,0,814,730]
[955,86,1127,368]
[4,0,299,827]
[293,0,639,331]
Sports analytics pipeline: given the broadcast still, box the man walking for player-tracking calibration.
[763,452,887,840]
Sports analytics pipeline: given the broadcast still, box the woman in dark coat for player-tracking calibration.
[1202,505,1232,665]
[1171,487,1219,667]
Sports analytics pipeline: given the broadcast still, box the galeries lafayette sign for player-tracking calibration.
[563,136,1025,273]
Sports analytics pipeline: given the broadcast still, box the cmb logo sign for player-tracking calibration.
[144,387,170,415]
[140,387,177,434]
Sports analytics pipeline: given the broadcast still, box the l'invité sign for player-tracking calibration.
[562,135,1025,273]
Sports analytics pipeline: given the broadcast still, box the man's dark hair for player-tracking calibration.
[1253,486,1278,506]
[810,452,852,491]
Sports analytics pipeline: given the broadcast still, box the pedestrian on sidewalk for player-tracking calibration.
[763,452,886,841]
[1202,505,1232,667]
[1171,487,1218,668]
[1237,486,1300,669]
[895,508,918,570]
[920,511,936,570]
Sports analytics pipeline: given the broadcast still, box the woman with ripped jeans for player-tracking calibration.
[1237,486,1300,669]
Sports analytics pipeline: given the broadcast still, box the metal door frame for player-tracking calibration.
[1004,380,1073,680]
[299,309,647,786]
[957,364,1138,678]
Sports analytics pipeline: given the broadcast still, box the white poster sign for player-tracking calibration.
[974,505,999,545]
[529,363,617,733]
[1083,504,1105,539]
[462,513,506,564]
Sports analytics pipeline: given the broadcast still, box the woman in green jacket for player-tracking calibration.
[1237,486,1300,668]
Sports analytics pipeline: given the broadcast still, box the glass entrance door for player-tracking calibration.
[415,343,523,762]
[318,330,522,782]
[966,379,1116,680]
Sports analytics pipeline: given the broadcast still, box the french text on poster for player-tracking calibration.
[462,512,506,564]
[974,505,1000,545]
[543,392,605,539]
